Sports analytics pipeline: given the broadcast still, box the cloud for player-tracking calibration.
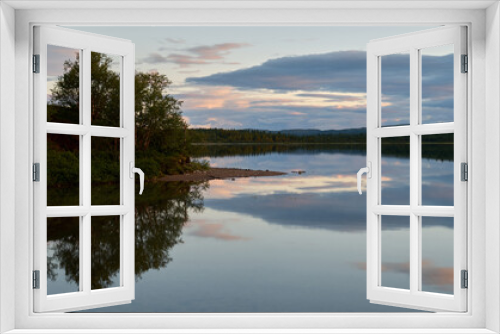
[142,53,209,67]
[185,50,453,124]
[186,51,367,92]
[188,51,451,95]
[143,42,250,68]
[191,117,243,129]
[165,37,185,44]
[187,43,250,60]
[175,84,368,130]
[164,54,210,67]
[296,93,365,102]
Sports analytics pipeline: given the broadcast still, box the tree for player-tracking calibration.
[49,52,191,179]
[50,53,187,152]
[135,72,186,152]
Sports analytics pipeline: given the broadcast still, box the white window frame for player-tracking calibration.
[366,26,468,312]
[33,26,136,313]
[1,1,499,333]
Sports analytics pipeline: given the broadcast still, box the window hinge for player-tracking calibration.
[461,162,468,181]
[461,54,468,73]
[33,163,40,182]
[461,270,468,289]
[33,54,40,73]
[33,270,40,289]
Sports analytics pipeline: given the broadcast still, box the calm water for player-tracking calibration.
[47,144,454,312]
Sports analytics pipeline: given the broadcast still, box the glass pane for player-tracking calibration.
[91,137,120,206]
[421,44,454,124]
[47,134,79,206]
[421,217,454,294]
[381,215,410,290]
[91,52,121,127]
[91,216,121,290]
[47,45,80,124]
[47,217,80,295]
[381,136,410,205]
[421,134,454,206]
[381,51,410,127]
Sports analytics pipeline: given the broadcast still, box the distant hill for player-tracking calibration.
[272,128,366,136]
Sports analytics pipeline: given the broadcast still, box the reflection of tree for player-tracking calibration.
[134,182,207,279]
[46,181,208,289]
[190,140,453,162]
[91,216,120,290]
[47,217,80,286]
[191,143,367,159]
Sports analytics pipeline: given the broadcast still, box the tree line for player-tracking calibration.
[189,128,367,144]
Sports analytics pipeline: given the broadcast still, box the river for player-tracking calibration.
[47,143,454,312]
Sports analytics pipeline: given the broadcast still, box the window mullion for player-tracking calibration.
[409,46,420,295]
[82,47,92,294]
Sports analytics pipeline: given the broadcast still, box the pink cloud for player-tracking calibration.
[187,43,250,60]
[144,43,250,68]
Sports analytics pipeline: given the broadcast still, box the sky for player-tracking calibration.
[54,26,453,130]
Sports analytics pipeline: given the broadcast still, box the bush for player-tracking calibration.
[47,150,79,187]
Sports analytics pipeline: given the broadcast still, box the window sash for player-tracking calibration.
[366,26,468,312]
[33,25,136,313]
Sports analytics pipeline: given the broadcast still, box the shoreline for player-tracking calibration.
[158,167,286,182]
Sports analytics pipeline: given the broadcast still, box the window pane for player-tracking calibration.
[421,44,454,124]
[47,45,80,124]
[381,215,410,290]
[91,137,120,206]
[421,134,454,206]
[47,134,79,206]
[381,137,410,205]
[421,217,454,294]
[91,216,121,290]
[91,52,121,127]
[47,217,80,295]
[381,52,410,127]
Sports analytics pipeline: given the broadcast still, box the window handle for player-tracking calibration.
[357,162,371,195]
[129,162,145,195]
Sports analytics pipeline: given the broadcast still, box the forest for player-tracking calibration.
[189,128,366,144]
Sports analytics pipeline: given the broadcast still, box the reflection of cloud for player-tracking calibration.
[354,260,453,290]
[205,184,454,233]
[421,260,454,288]
[205,174,373,199]
[206,190,366,232]
[187,220,248,241]
[47,45,79,77]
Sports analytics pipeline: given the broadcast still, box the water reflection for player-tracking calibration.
[48,182,208,294]
[45,144,454,312]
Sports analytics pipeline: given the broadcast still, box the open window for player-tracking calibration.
[363,26,467,312]
[33,26,137,312]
